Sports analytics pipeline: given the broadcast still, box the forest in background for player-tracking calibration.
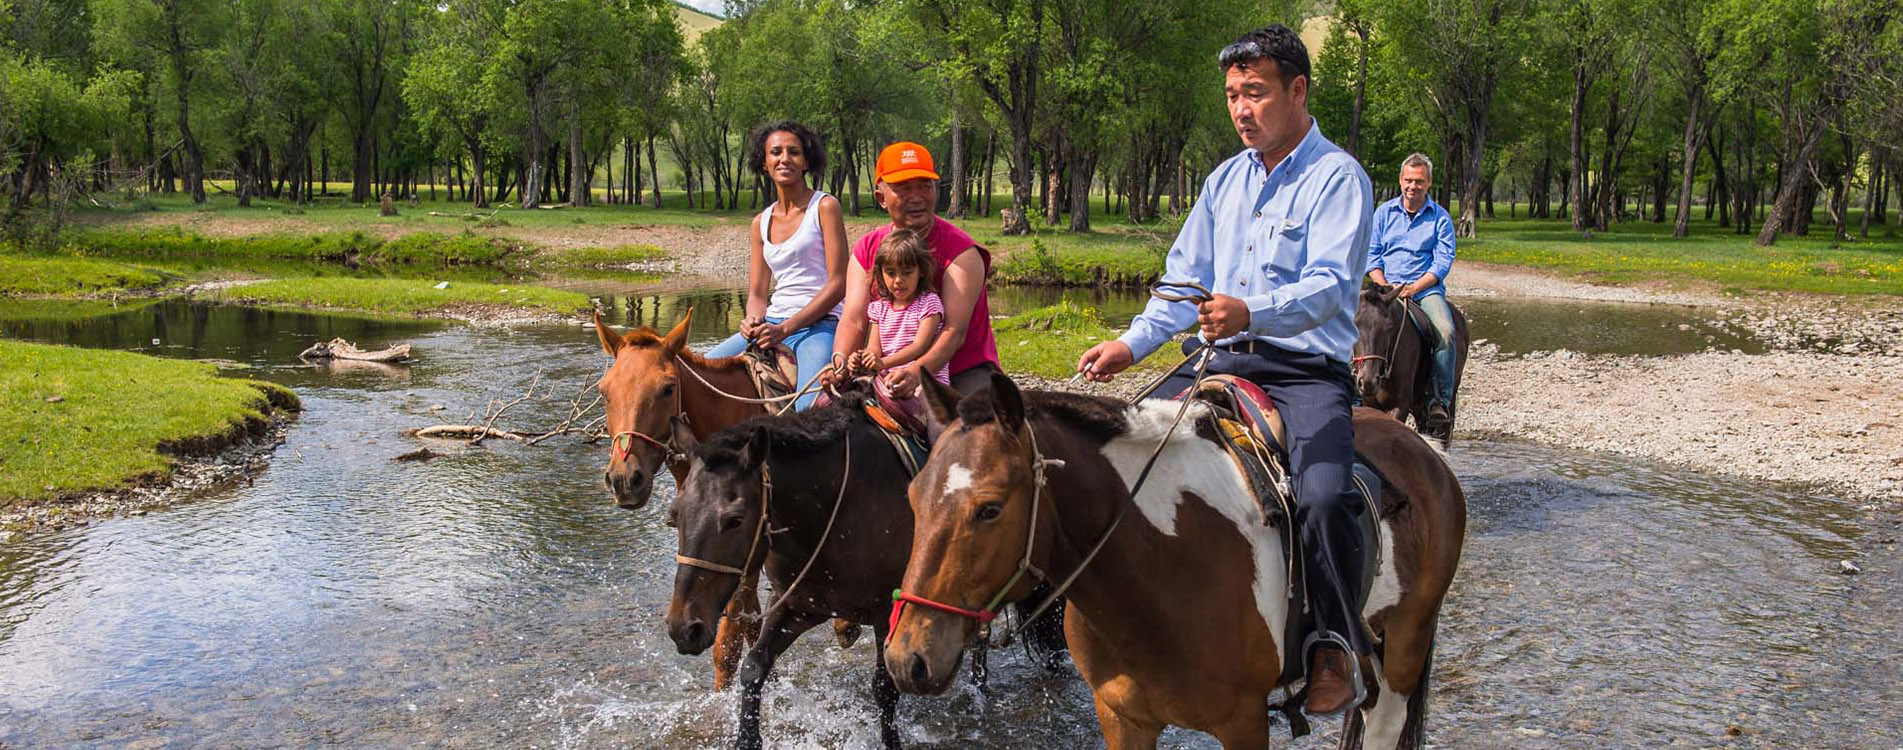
[1,0,1899,247]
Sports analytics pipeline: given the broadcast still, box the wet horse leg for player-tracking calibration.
[870,623,902,749]
[734,606,824,750]
[712,571,763,690]
[1093,695,1162,749]
[1345,624,1438,750]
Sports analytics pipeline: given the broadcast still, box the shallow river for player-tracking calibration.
[1,294,1894,748]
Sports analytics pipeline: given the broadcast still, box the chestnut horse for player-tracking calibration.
[885,374,1465,749]
[1352,282,1469,442]
[594,308,767,689]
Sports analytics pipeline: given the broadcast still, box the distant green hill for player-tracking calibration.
[673,2,722,40]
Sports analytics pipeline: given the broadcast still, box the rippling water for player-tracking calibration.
[0,298,1891,748]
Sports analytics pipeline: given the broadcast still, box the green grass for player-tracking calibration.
[0,297,160,322]
[0,253,169,296]
[1461,217,1903,295]
[53,227,522,266]
[0,340,298,504]
[532,243,668,268]
[200,277,591,318]
[993,301,1170,378]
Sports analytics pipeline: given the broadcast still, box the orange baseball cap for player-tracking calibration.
[875,142,939,185]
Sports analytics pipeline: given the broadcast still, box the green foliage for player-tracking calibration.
[535,244,668,268]
[0,340,297,503]
[53,228,517,266]
[990,233,1167,287]
[199,276,591,317]
[993,301,1168,378]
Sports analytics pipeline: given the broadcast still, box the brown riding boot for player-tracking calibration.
[1304,646,1358,716]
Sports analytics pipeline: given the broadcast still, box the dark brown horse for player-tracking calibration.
[664,399,915,750]
[594,309,768,689]
[885,374,1465,749]
[1352,283,1469,441]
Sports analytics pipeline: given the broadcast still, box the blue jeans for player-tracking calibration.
[705,316,837,411]
[1415,292,1457,407]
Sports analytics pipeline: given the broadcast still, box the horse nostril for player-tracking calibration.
[907,653,930,688]
[683,621,706,645]
[603,471,614,489]
[630,470,646,488]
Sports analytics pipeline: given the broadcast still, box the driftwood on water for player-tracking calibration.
[407,369,605,448]
[300,338,411,363]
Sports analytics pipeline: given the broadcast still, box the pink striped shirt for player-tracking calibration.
[867,292,951,384]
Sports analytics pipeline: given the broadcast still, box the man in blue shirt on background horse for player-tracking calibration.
[1366,152,1459,430]
[1076,24,1375,717]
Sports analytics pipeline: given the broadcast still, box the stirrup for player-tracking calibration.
[1300,631,1369,716]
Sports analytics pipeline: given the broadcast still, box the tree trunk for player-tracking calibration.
[949,108,967,218]
[647,134,661,208]
[1347,22,1368,160]
[1067,148,1095,232]
[1672,86,1704,236]
[568,107,588,207]
[1569,56,1593,232]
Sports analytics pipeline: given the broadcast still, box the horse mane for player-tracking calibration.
[695,393,871,467]
[955,388,1128,445]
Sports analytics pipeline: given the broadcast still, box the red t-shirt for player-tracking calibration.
[852,217,999,376]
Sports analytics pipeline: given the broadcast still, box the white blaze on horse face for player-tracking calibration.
[941,464,975,495]
[1099,400,1289,653]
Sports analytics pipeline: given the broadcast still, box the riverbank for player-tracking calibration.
[0,340,300,532]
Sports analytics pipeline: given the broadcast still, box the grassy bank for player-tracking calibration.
[0,340,299,505]
[53,227,523,266]
[0,253,169,296]
[200,277,591,318]
[994,302,1170,378]
[1460,219,1903,295]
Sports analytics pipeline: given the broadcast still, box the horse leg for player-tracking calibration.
[1093,696,1162,750]
[733,607,822,750]
[870,623,902,749]
[1356,626,1439,750]
[1209,708,1272,750]
[712,571,763,690]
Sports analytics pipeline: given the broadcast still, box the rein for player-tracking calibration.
[672,352,842,417]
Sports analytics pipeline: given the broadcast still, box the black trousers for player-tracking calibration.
[1155,339,1373,655]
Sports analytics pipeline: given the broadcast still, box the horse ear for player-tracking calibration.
[662,307,694,353]
[670,415,698,456]
[594,310,622,356]
[739,424,769,469]
[987,371,1025,432]
[919,376,960,440]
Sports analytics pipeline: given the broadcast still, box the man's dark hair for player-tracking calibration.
[1217,25,1311,87]
[747,121,827,178]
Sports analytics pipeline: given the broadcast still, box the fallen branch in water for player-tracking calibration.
[409,371,606,448]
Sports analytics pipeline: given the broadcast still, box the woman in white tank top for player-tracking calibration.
[704,122,849,411]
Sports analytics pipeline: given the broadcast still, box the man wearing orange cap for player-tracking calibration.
[827,141,1001,397]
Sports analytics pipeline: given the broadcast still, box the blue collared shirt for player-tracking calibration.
[1118,120,1373,365]
[1367,196,1455,298]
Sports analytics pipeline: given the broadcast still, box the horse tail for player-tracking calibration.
[1013,583,1070,668]
[1398,636,1435,750]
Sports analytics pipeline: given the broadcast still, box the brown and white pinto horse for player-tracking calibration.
[885,373,1465,749]
[594,308,768,689]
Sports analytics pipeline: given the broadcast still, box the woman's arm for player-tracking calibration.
[771,195,849,335]
[741,213,770,338]
[877,314,941,370]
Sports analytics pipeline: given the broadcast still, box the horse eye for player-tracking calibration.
[720,514,744,531]
[975,503,1003,522]
[660,383,676,398]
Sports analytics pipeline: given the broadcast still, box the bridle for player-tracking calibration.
[1351,293,1414,382]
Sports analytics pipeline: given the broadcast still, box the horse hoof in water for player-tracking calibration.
[834,619,863,648]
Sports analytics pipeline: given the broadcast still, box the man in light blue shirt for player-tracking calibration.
[1367,153,1459,426]
[1076,24,1373,717]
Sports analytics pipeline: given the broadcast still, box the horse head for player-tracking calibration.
[663,420,768,656]
[1352,280,1407,402]
[885,372,1052,695]
[594,308,694,509]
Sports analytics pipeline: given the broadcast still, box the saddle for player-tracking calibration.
[740,346,800,403]
[1174,376,1396,736]
[856,379,932,477]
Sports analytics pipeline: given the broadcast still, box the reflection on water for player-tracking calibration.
[0,299,1889,748]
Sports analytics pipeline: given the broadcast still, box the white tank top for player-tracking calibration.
[761,190,842,321]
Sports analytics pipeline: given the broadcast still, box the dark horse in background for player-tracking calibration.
[1352,281,1470,442]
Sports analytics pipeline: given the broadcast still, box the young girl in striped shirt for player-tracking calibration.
[850,228,950,387]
